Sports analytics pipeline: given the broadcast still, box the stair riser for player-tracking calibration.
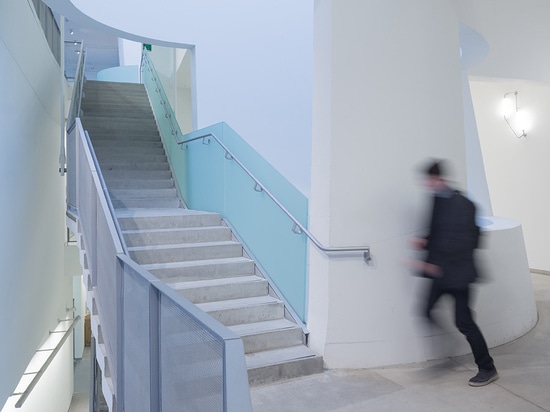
[85,125,159,133]
[92,141,164,149]
[241,328,304,354]
[203,302,284,327]
[82,103,152,110]
[100,162,170,171]
[124,227,231,247]
[103,171,172,180]
[82,111,154,120]
[82,115,158,131]
[129,244,242,265]
[176,279,268,304]
[88,134,162,143]
[149,260,255,282]
[112,198,181,209]
[110,189,178,200]
[106,179,175,190]
[118,214,222,230]
[97,154,168,164]
[247,357,324,387]
[94,147,166,156]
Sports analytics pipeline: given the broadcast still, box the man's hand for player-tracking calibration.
[410,237,428,250]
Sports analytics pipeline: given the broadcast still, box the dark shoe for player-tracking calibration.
[468,369,499,387]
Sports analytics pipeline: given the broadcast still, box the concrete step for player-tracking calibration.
[100,161,170,171]
[106,178,175,190]
[110,188,178,200]
[170,275,268,304]
[112,198,181,209]
[94,146,166,156]
[103,170,172,181]
[91,140,164,150]
[116,209,222,230]
[81,107,154,119]
[83,114,156,125]
[88,132,162,142]
[246,345,324,386]
[144,257,255,282]
[97,153,168,164]
[128,241,243,265]
[83,123,158,133]
[196,295,284,327]
[229,319,304,354]
[123,226,231,247]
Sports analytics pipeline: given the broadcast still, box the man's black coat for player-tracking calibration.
[424,190,480,289]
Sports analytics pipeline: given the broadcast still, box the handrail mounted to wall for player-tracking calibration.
[179,133,372,264]
[14,316,81,408]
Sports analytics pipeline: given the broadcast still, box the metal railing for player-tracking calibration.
[141,50,180,139]
[179,133,372,264]
[73,119,252,411]
[13,317,80,408]
[66,42,86,134]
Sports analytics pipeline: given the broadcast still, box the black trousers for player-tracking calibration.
[424,284,495,371]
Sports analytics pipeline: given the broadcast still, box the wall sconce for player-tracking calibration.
[502,91,528,139]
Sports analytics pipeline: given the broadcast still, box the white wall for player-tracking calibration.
[308,0,535,368]
[470,78,550,271]
[67,0,315,195]
[0,0,73,408]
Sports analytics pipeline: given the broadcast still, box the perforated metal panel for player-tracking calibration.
[160,295,224,411]
[123,266,151,412]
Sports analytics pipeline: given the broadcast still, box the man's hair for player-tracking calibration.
[425,160,445,177]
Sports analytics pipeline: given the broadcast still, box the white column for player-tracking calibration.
[308,0,536,368]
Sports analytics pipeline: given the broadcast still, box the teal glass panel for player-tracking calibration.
[141,52,308,322]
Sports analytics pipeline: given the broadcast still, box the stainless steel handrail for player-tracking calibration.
[67,42,86,134]
[179,133,372,263]
[14,316,81,408]
[141,50,179,140]
[84,130,129,255]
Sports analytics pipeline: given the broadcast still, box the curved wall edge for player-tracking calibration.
[318,218,537,369]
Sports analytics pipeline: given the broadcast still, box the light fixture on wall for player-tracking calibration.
[502,91,528,139]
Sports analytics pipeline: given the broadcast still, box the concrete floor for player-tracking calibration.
[250,273,550,412]
[68,273,550,411]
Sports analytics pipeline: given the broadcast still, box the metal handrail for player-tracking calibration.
[179,133,372,263]
[84,130,129,255]
[67,42,86,134]
[14,316,81,408]
[141,50,179,140]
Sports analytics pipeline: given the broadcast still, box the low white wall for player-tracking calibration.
[315,217,536,369]
[470,79,550,272]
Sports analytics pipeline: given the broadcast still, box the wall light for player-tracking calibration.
[502,91,528,138]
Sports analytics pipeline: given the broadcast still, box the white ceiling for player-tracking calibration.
[51,0,550,84]
[62,17,119,80]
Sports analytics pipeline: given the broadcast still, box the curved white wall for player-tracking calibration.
[308,0,536,368]
[0,1,73,409]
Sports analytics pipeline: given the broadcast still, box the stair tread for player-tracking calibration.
[196,295,281,312]
[122,226,228,235]
[170,275,266,291]
[245,345,320,369]
[229,318,301,337]
[142,256,253,271]
[127,240,240,252]
[116,208,217,219]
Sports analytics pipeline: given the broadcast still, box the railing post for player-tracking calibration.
[116,257,124,412]
[149,284,161,411]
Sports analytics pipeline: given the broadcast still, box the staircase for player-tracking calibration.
[80,80,323,386]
